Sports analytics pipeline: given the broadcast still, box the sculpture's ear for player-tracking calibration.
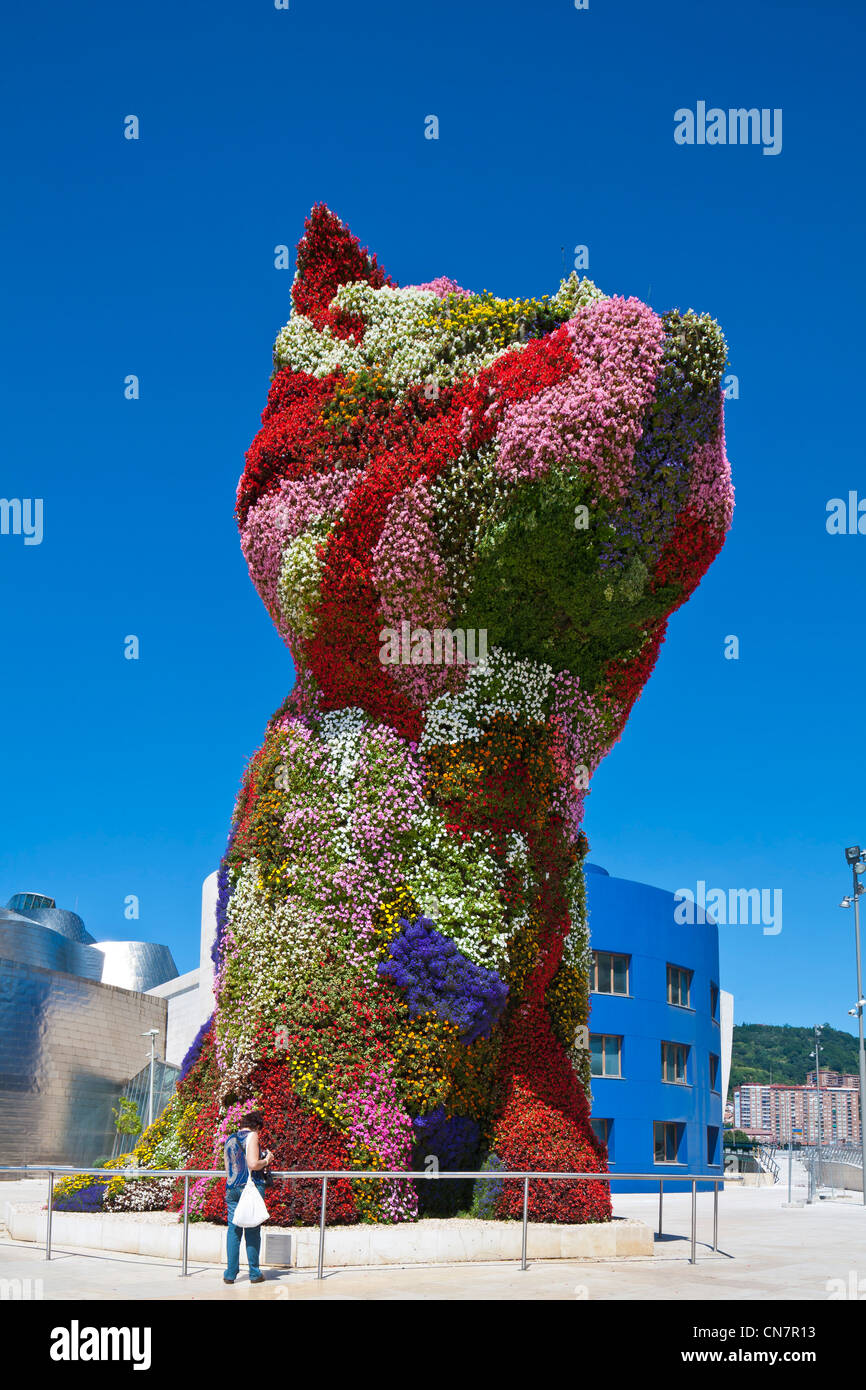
[292,204,392,328]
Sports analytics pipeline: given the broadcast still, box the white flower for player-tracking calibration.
[420,647,554,748]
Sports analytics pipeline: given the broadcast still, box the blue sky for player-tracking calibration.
[1,0,864,1043]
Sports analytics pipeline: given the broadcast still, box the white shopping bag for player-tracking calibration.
[232,1174,269,1228]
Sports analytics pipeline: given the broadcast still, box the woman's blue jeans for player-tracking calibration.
[225,1182,265,1280]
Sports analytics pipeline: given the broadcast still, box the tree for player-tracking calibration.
[725,1129,752,1146]
[112,1097,142,1139]
[731,1023,859,1091]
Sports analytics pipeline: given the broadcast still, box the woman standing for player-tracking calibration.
[223,1109,272,1284]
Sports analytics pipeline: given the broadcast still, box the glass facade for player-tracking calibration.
[110,1060,180,1156]
[7,892,56,912]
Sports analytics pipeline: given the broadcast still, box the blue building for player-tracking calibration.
[585,864,732,1192]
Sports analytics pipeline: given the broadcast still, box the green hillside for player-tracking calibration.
[731,1023,860,1091]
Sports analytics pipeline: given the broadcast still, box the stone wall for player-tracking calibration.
[820,1160,863,1193]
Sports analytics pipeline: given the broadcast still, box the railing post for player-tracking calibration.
[181,1175,190,1278]
[520,1176,529,1270]
[46,1169,54,1262]
[713,1180,719,1252]
[690,1180,697,1265]
[317,1176,328,1280]
[658,1179,663,1237]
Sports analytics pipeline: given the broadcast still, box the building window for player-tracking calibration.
[591,1118,612,1156]
[710,982,719,1019]
[666,963,692,1008]
[590,1033,622,1078]
[654,1121,681,1164]
[707,1126,720,1166]
[8,892,55,913]
[709,1053,720,1091]
[592,951,630,995]
[661,1041,690,1085]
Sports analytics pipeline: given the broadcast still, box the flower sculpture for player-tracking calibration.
[171,205,733,1225]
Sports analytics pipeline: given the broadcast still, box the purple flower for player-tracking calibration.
[180,1015,213,1082]
[377,915,508,1043]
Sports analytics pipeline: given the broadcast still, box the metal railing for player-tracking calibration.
[756,1144,780,1184]
[801,1143,863,1198]
[0,1164,723,1278]
[802,1143,863,1169]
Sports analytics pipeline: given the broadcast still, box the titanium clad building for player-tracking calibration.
[0,893,179,1166]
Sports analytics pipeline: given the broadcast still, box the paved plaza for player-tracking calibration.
[1,1170,863,1301]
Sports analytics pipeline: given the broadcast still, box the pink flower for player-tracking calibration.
[407,276,472,299]
[496,296,665,500]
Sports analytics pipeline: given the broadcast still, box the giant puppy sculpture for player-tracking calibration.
[184,206,732,1225]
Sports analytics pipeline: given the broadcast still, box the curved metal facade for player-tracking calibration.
[94,941,179,993]
[0,916,104,980]
[0,897,178,989]
[15,906,95,945]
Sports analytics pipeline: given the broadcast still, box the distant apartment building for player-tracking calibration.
[806,1070,859,1090]
[734,1081,861,1145]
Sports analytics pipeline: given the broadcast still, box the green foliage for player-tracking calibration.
[462,470,680,687]
[111,1096,142,1137]
[730,1023,859,1091]
[725,1130,753,1146]
[422,286,586,358]
[661,309,727,395]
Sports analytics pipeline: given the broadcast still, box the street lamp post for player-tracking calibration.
[142,1029,160,1129]
[840,846,866,1205]
[786,1094,793,1204]
[810,1026,823,1186]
